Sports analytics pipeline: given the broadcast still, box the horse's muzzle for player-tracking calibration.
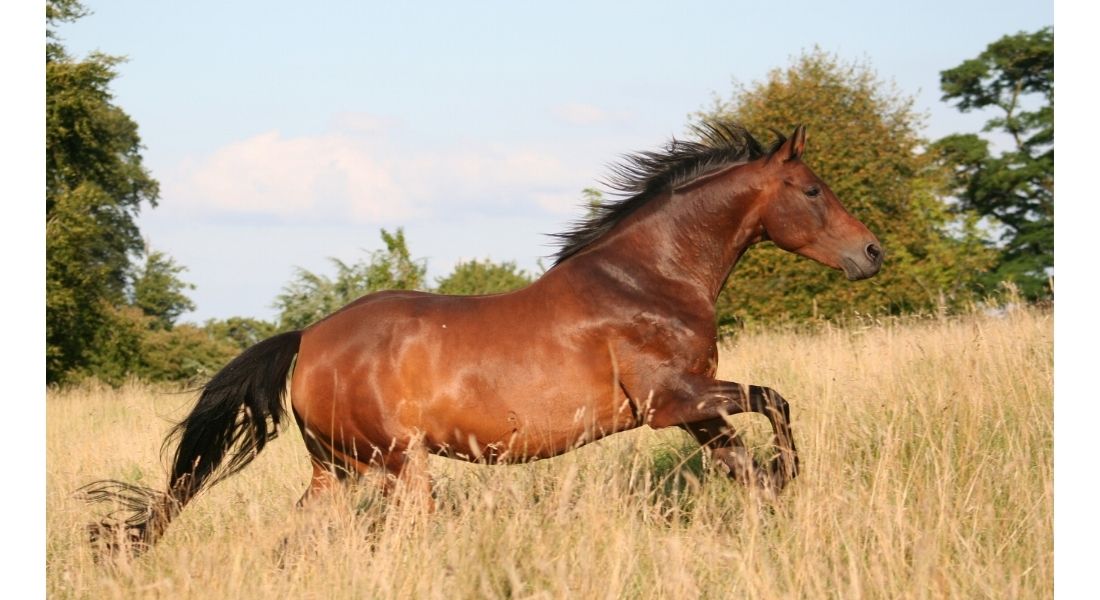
[842,243,884,281]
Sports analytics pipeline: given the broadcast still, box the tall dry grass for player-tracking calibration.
[46,307,1052,599]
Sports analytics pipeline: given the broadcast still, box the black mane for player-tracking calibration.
[550,121,785,265]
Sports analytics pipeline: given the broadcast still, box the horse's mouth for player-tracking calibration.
[842,256,881,281]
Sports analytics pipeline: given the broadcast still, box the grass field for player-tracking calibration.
[46,306,1052,599]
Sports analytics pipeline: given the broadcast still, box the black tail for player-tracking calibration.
[81,330,302,556]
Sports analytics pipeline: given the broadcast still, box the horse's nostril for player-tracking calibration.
[865,243,882,262]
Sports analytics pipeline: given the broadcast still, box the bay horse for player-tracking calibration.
[83,122,883,554]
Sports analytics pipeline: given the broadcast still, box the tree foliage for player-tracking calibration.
[581,187,604,219]
[694,49,994,330]
[932,27,1053,299]
[46,1,221,386]
[132,249,196,329]
[202,317,278,352]
[82,311,282,386]
[46,0,163,382]
[275,228,427,329]
[81,305,239,385]
[436,259,532,296]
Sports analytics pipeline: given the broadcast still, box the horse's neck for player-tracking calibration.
[572,179,763,305]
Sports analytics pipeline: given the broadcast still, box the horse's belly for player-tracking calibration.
[418,381,636,463]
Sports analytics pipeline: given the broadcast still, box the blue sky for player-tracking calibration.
[56,0,1053,323]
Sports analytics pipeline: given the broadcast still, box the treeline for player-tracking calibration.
[58,232,530,385]
[272,229,532,330]
[46,0,1052,385]
[52,220,532,385]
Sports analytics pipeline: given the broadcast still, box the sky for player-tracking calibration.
[55,0,1053,323]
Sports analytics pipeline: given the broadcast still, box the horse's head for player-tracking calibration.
[754,125,883,281]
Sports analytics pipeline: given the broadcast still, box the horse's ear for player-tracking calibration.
[787,124,807,161]
[770,124,807,163]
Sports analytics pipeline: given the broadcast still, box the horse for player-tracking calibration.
[82,122,883,555]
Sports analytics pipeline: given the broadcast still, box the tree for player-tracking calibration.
[202,317,278,351]
[275,228,427,329]
[582,187,604,218]
[74,305,239,386]
[82,305,150,386]
[132,249,196,329]
[693,49,994,330]
[436,259,532,296]
[134,324,240,383]
[933,27,1053,299]
[46,1,161,382]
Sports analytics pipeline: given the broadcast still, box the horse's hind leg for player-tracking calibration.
[297,460,351,507]
[380,440,434,512]
[293,417,379,509]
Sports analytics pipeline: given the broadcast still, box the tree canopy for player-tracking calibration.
[274,228,427,329]
[132,249,196,330]
[46,0,218,385]
[933,27,1053,299]
[694,49,994,330]
[46,0,164,382]
[435,259,532,296]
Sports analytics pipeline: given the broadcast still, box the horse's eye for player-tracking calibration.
[805,186,821,198]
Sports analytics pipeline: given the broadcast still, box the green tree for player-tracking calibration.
[46,1,161,382]
[76,305,237,386]
[582,187,604,218]
[202,317,278,351]
[135,323,240,383]
[275,228,427,329]
[79,309,275,386]
[436,259,532,296]
[694,49,993,330]
[132,248,196,329]
[933,27,1053,299]
[82,305,150,385]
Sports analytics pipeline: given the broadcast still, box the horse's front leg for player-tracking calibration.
[650,378,799,493]
[678,419,761,487]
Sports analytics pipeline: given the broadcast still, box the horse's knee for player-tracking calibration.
[756,386,791,421]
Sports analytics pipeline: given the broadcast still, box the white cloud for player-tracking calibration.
[437,149,576,204]
[165,124,590,222]
[171,130,418,222]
